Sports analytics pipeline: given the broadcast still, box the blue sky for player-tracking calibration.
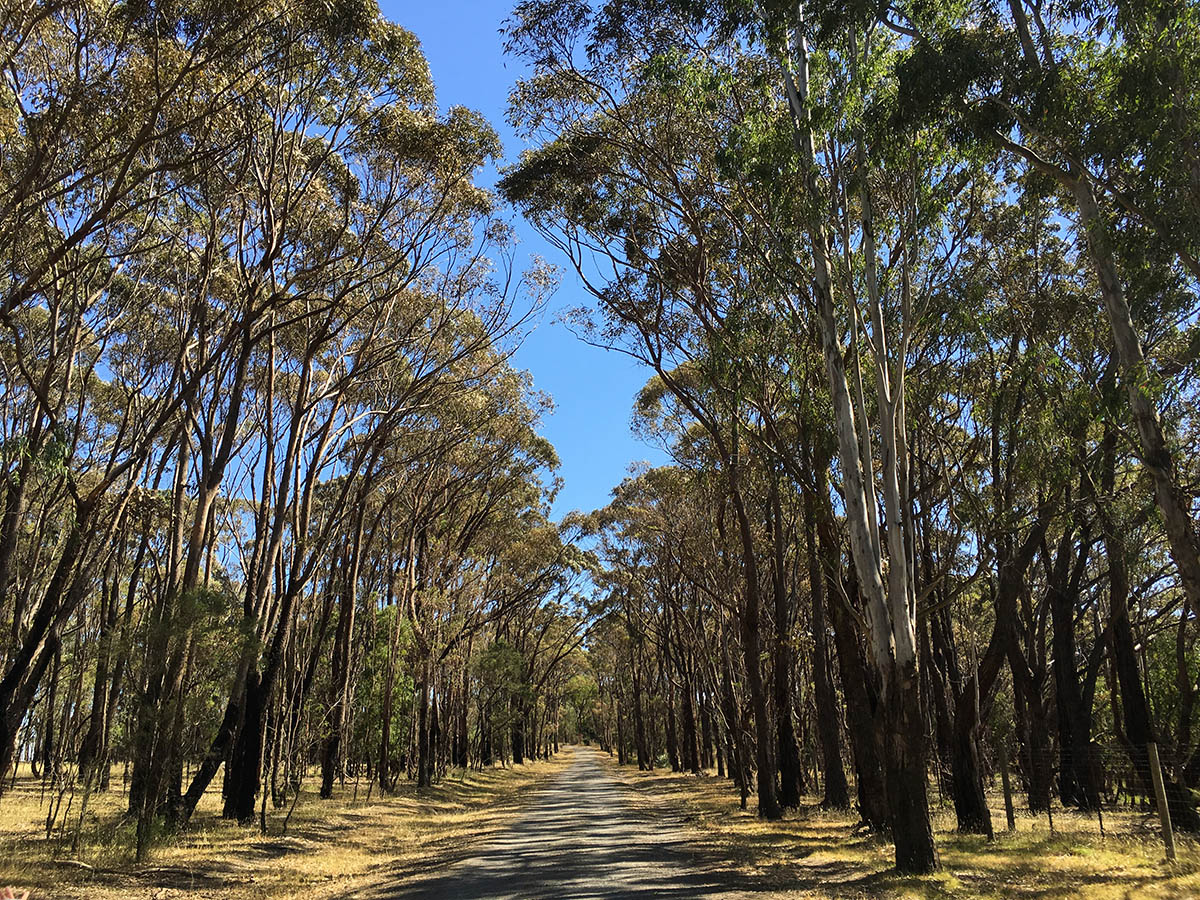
[381,1,667,518]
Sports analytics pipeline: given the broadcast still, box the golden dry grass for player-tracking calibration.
[0,749,572,900]
[607,757,1200,899]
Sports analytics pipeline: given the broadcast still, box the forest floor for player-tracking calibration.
[612,757,1200,899]
[0,750,571,900]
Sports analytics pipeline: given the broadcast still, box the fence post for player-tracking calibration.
[1147,742,1177,862]
[1000,744,1016,832]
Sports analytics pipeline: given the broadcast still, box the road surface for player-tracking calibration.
[379,747,757,899]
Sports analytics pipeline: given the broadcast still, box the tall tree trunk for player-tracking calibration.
[729,474,782,820]
[631,658,649,770]
[770,476,804,808]
[804,487,850,809]
[615,693,626,766]
[0,513,91,785]
[699,685,715,771]
[783,14,935,869]
[680,663,701,774]
[321,523,363,798]
[416,666,433,785]
[663,648,680,773]
[816,473,889,832]
[1048,518,1101,810]
[222,670,265,824]
[720,631,748,806]
[1070,177,1200,621]
[1018,666,1054,813]
[222,576,304,823]
[79,551,122,782]
[1095,423,1200,831]
[881,661,937,872]
[426,687,440,786]
[511,694,526,766]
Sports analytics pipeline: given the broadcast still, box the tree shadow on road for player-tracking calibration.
[358,755,766,900]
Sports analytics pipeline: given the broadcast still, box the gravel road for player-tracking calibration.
[381,747,757,899]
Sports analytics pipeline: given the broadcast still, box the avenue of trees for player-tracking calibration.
[3,0,1199,882]
[0,0,588,859]
[500,0,1200,875]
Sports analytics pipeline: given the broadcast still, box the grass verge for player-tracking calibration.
[606,757,1200,899]
[0,749,571,900]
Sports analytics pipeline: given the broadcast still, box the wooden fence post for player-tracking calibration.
[1147,742,1177,862]
[1000,745,1016,832]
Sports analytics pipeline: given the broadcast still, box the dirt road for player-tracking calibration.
[379,747,757,899]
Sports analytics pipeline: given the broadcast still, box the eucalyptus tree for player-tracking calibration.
[101,1,528,841]
[500,0,958,865]
[0,0,287,322]
[0,6,314,763]
[597,465,710,776]
[387,374,569,785]
[0,1,581,865]
[503,6,820,818]
[891,0,1200,696]
[883,0,1200,831]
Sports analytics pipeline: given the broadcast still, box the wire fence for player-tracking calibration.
[927,741,1189,857]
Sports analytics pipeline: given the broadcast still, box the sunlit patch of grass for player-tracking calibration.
[606,756,1200,899]
[0,749,572,900]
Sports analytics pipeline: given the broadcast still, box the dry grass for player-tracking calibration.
[607,758,1200,899]
[0,749,572,900]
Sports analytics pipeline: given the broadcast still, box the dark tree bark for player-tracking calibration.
[803,488,850,810]
[454,672,470,769]
[1047,512,1101,810]
[1014,659,1054,814]
[222,670,265,824]
[720,632,748,807]
[0,514,91,785]
[815,477,888,832]
[882,661,938,873]
[79,550,123,783]
[511,694,526,766]
[662,647,680,772]
[631,656,649,770]
[425,687,440,786]
[222,571,306,823]
[417,668,434,784]
[728,474,782,820]
[1096,424,1200,832]
[769,476,804,808]
[699,686,715,771]
[321,521,363,798]
[680,666,701,774]
[615,694,627,766]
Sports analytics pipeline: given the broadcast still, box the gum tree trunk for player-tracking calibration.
[804,488,850,809]
[769,477,804,808]
[782,12,937,871]
[730,473,782,820]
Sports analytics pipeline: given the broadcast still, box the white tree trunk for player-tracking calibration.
[1071,176,1200,616]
